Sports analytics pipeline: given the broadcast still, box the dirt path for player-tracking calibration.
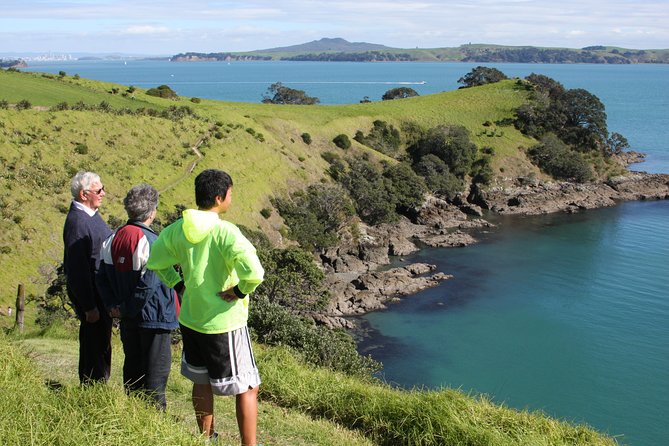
[158,127,212,194]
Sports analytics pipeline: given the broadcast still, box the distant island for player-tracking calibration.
[0,59,27,68]
[171,37,669,64]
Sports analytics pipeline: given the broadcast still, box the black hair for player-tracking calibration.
[194,169,233,209]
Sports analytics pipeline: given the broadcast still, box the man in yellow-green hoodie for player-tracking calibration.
[147,169,264,445]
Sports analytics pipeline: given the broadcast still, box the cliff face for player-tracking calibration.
[477,173,669,215]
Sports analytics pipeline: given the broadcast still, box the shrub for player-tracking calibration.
[145,84,178,99]
[301,132,312,145]
[249,296,379,376]
[260,208,272,219]
[0,99,8,109]
[332,134,351,150]
[527,134,593,182]
[190,97,201,103]
[51,102,69,111]
[353,120,401,157]
[97,101,112,111]
[470,156,494,185]
[74,143,88,155]
[15,99,32,110]
[30,264,77,328]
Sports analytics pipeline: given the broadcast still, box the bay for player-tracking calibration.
[25,60,669,445]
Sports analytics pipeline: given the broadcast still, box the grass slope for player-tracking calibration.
[1,332,373,446]
[1,331,618,446]
[1,68,537,308]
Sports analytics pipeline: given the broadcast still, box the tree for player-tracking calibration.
[262,82,320,105]
[458,66,508,88]
[383,162,427,214]
[528,134,593,182]
[408,125,477,178]
[516,75,611,153]
[382,87,419,100]
[340,157,397,225]
[559,88,608,151]
[412,154,464,200]
[607,132,630,155]
[273,184,354,250]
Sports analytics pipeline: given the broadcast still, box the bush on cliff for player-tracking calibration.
[528,134,593,182]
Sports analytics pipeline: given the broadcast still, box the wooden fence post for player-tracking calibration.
[15,283,25,332]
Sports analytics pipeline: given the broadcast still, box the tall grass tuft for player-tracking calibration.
[257,347,619,446]
[0,335,202,446]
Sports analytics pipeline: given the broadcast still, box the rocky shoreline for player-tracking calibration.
[314,168,669,330]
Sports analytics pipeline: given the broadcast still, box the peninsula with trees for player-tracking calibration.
[171,37,669,63]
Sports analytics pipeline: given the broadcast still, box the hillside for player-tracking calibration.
[171,38,669,63]
[0,61,641,446]
[0,67,539,308]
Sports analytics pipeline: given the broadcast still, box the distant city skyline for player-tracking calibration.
[1,1,667,56]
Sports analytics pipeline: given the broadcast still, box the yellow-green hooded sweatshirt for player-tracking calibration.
[146,209,264,334]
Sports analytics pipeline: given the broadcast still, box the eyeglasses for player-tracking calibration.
[85,185,105,195]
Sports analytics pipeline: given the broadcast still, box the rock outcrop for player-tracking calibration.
[314,168,668,329]
[477,172,669,215]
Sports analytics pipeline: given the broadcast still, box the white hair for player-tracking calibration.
[70,171,101,199]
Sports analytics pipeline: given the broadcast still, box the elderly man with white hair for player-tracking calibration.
[63,171,113,384]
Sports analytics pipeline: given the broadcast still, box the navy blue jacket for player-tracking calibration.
[96,221,178,330]
[63,203,113,319]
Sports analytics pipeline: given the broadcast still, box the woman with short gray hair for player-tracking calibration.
[124,184,159,222]
[96,183,180,410]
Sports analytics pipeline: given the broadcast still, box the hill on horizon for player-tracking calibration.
[171,38,669,64]
[253,37,392,53]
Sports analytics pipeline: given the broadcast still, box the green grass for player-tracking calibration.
[0,68,541,307]
[0,70,158,110]
[1,330,619,446]
[3,331,373,446]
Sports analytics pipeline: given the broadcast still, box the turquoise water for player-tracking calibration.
[360,202,669,446]
[26,60,669,445]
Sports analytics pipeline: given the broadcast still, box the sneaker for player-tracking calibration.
[204,431,219,444]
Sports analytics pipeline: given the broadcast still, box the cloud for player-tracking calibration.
[121,25,171,35]
[1,0,668,53]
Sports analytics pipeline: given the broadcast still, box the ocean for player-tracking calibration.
[27,60,669,446]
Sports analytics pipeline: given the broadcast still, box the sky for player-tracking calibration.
[1,0,668,56]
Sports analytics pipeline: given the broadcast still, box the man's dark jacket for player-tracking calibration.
[63,202,112,319]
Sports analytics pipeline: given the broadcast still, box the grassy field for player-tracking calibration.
[1,329,619,446]
[0,68,538,307]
